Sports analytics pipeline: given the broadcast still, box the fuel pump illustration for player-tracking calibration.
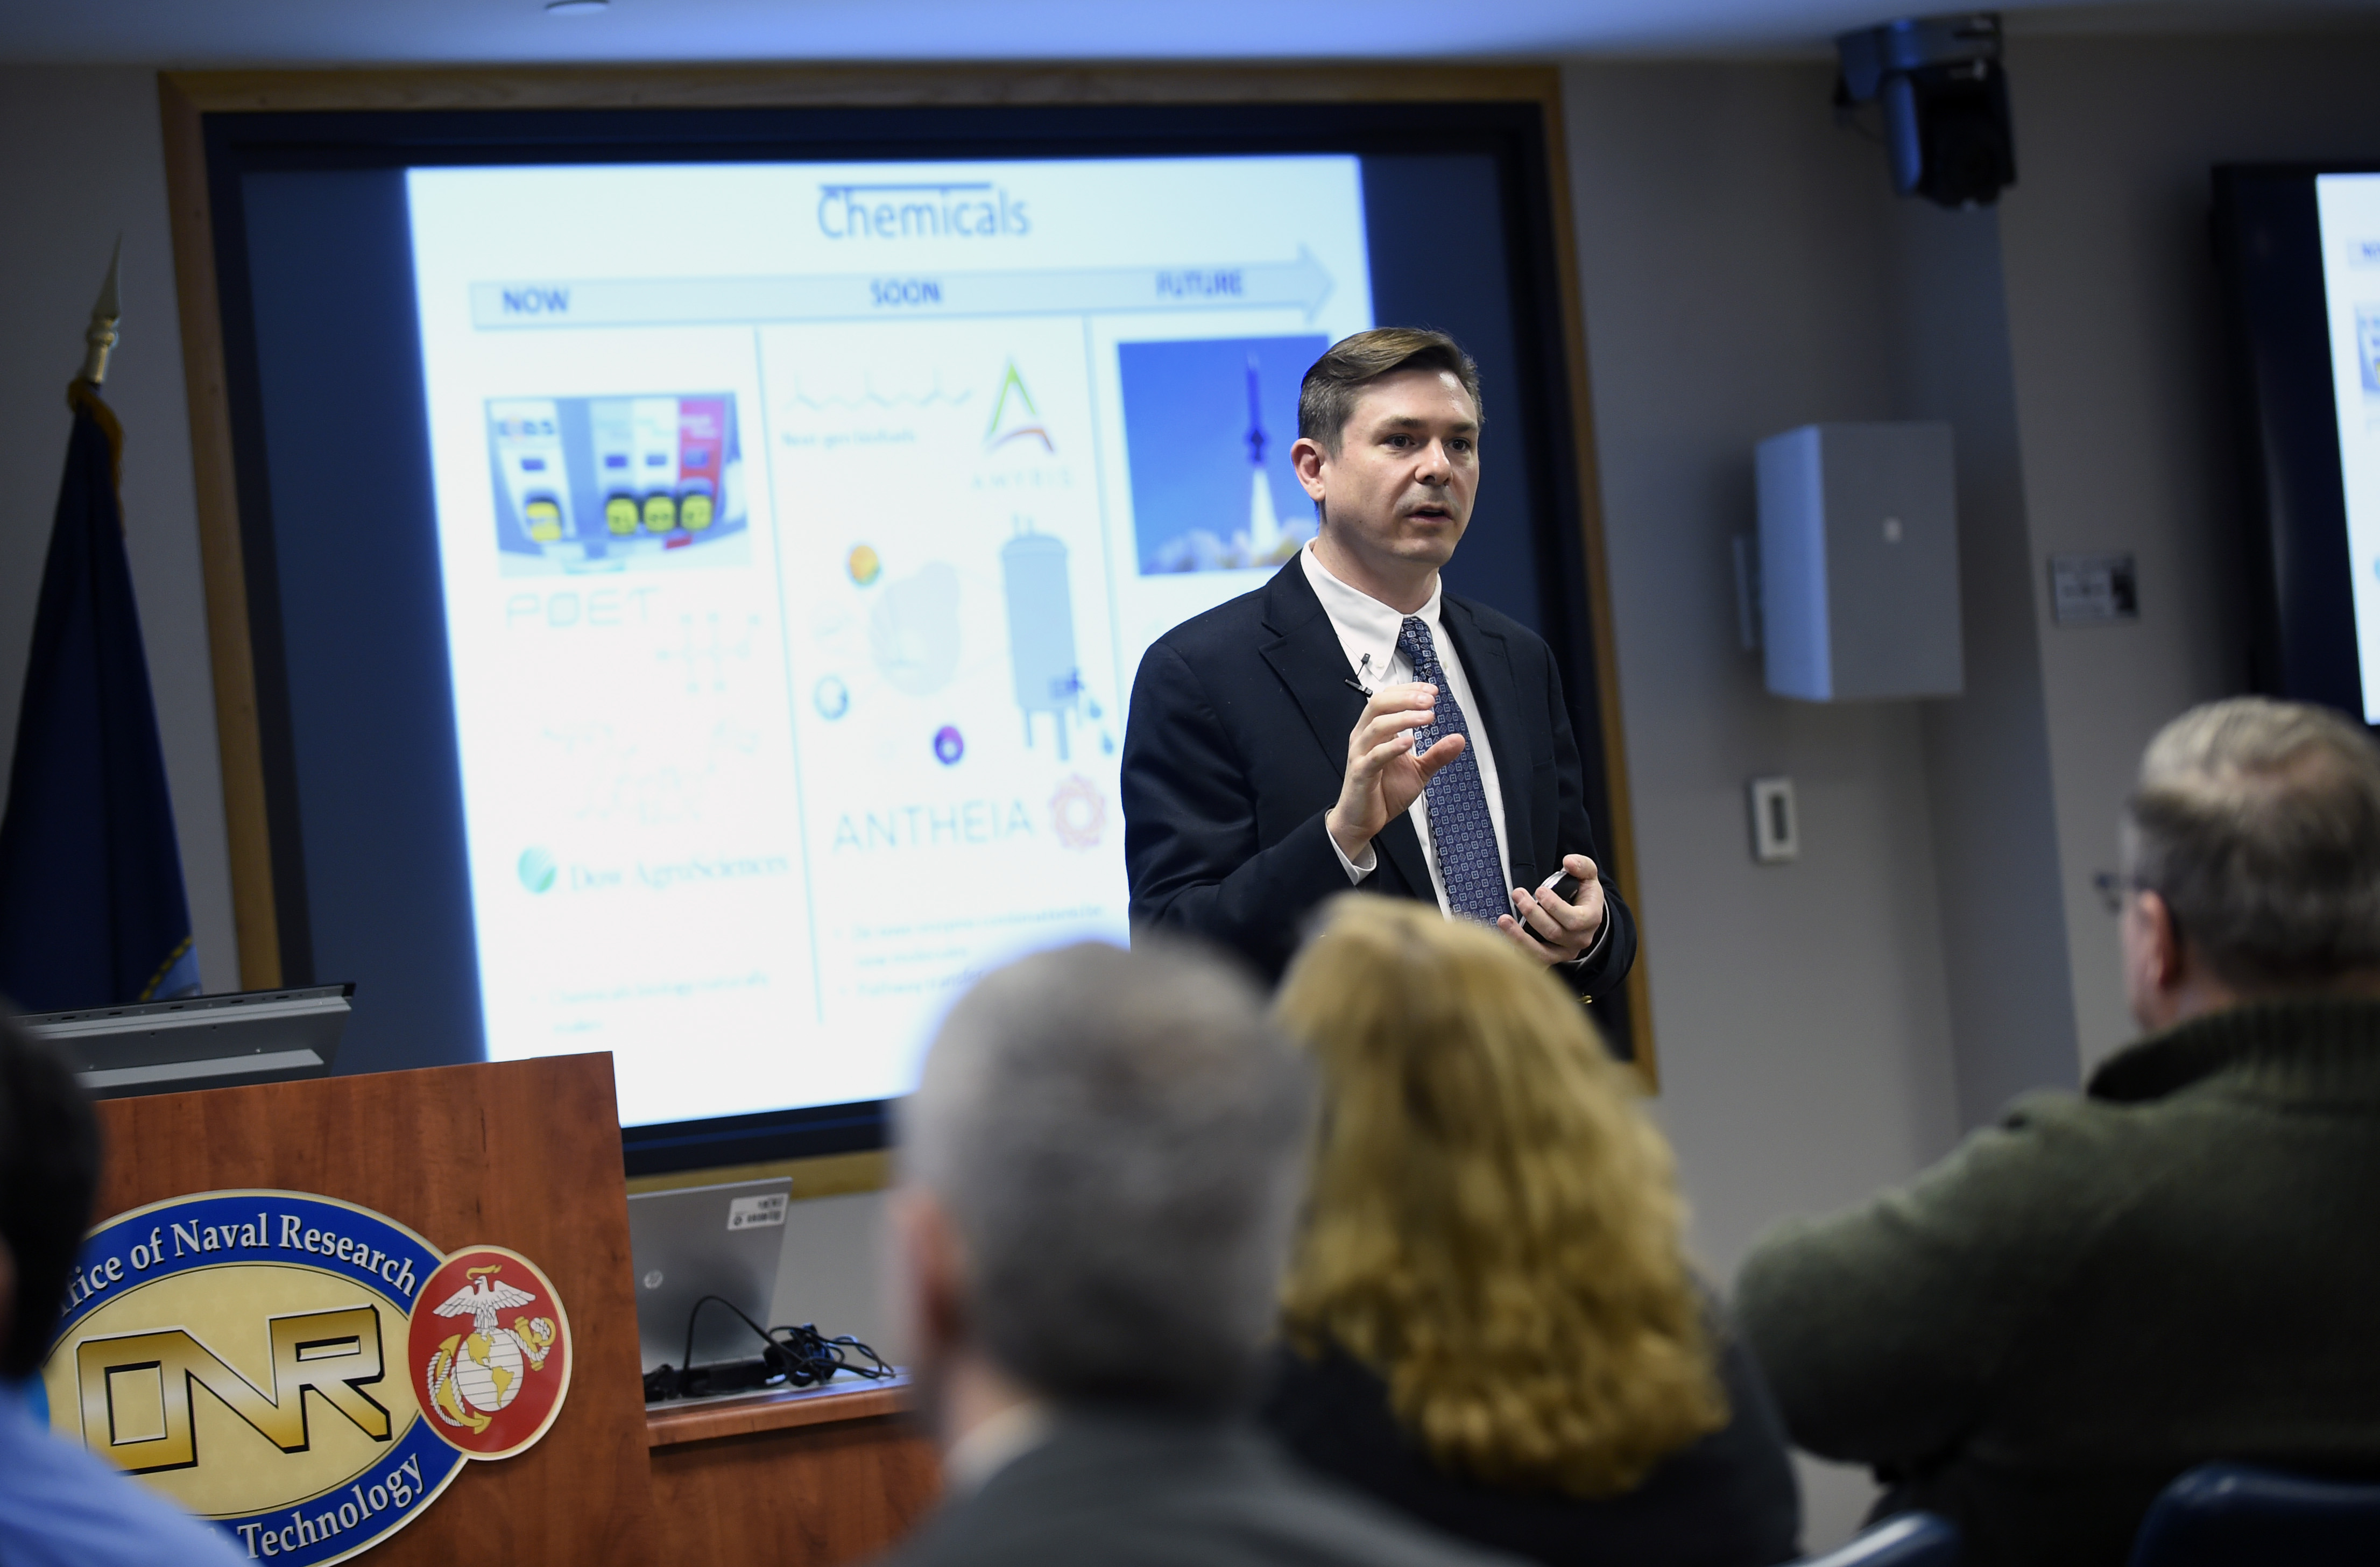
[591,399,638,535]
[632,398,680,534]
[484,393,747,574]
[490,399,575,554]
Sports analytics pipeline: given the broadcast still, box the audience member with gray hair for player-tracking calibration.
[1736,696,2380,1567]
[881,938,1522,1567]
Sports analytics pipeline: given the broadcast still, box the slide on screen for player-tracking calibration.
[406,156,1374,1125]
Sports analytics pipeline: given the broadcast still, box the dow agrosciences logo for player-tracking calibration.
[518,846,557,893]
[43,1190,573,1565]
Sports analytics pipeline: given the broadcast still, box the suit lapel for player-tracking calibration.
[1256,559,1435,901]
[1258,560,1363,774]
[1441,597,1533,887]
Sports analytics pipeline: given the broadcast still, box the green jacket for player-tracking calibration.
[1735,997,2380,1567]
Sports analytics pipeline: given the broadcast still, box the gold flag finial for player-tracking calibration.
[77,237,122,387]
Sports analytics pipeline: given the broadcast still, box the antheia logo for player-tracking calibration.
[817,181,1030,240]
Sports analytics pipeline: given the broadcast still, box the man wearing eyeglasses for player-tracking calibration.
[1738,696,2380,1567]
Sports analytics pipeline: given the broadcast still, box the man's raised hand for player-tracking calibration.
[1325,682,1466,863]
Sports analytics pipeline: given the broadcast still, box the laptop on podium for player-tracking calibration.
[626,1176,793,1376]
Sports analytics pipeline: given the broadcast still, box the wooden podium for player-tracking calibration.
[87,1052,659,1566]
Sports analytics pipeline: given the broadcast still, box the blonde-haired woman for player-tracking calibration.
[1262,895,1799,1567]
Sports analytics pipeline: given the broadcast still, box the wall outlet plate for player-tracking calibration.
[2049,552,2138,625]
[1749,775,1799,863]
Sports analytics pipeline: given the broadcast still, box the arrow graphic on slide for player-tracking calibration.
[470,248,1336,330]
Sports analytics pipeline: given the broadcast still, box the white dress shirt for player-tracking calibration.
[1301,544,1607,966]
[1300,544,1513,909]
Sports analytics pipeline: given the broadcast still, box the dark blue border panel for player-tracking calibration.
[1366,151,1544,640]
[2214,165,2372,718]
[238,170,486,1072]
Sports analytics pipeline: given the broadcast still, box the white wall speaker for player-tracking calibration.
[1756,422,1962,701]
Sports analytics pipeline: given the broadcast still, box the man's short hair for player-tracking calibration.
[901,940,1311,1413]
[1297,327,1484,454]
[2124,696,2380,988]
[0,1007,101,1378]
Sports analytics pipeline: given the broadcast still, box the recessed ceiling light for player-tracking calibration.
[545,0,609,14]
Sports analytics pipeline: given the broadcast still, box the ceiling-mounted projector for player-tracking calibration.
[1835,12,2016,209]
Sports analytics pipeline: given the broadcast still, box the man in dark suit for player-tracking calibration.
[881,941,1517,1567]
[1122,328,1636,998]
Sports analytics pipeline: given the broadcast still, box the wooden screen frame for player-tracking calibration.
[157,62,1657,1083]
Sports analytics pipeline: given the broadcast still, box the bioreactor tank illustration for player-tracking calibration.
[1001,524,1079,761]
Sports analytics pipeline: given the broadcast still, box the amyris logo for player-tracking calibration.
[985,361,1052,454]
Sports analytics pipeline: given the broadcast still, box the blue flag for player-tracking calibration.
[0,382,199,1009]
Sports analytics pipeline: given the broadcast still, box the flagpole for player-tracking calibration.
[77,237,122,388]
[68,241,125,488]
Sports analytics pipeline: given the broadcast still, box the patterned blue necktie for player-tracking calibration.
[1397,617,1508,925]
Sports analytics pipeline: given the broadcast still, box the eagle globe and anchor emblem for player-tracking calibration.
[405,1243,574,1461]
[422,1261,560,1436]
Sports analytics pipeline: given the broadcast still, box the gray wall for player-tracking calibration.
[1562,57,1968,1286]
[1562,61,1973,1545]
[1889,199,2083,1131]
[1996,31,2380,1069]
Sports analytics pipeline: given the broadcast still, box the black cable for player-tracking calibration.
[766,1321,893,1384]
[647,1293,893,1402]
[682,1291,773,1378]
